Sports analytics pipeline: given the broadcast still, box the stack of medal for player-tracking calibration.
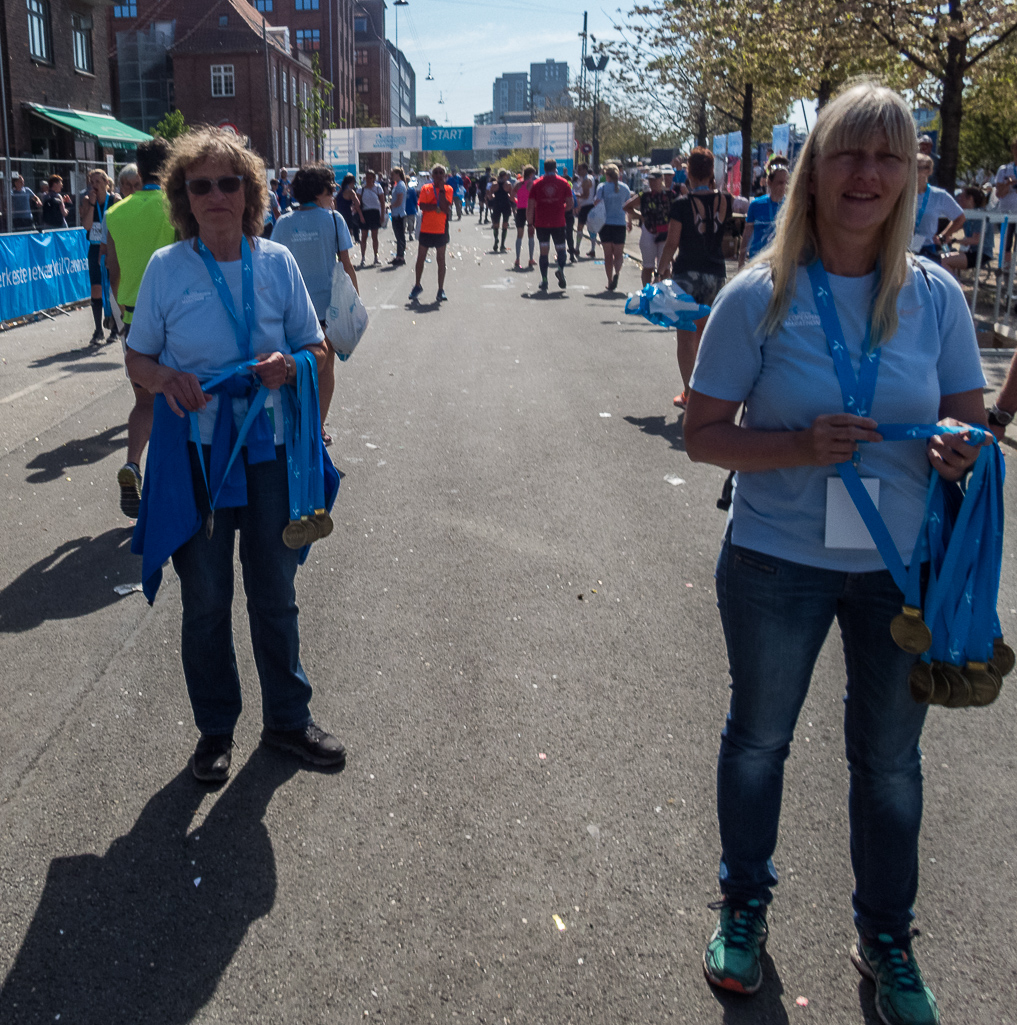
[892,433,1012,707]
[282,350,334,549]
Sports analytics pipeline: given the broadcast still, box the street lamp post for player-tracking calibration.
[583,54,608,171]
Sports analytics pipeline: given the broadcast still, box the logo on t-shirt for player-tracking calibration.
[784,302,821,328]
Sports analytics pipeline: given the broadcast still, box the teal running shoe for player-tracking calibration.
[851,932,940,1025]
[703,898,768,994]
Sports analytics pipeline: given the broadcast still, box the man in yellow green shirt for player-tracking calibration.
[105,138,176,518]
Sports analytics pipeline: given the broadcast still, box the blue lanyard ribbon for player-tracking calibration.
[282,350,326,533]
[914,185,931,235]
[197,236,256,360]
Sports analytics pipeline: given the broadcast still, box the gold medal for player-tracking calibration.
[311,508,334,539]
[940,663,972,708]
[282,517,315,549]
[928,663,954,706]
[990,638,1015,678]
[908,662,935,704]
[889,606,932,654]
[965,661,1002,707]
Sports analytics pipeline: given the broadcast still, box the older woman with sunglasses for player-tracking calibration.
[684,82,987,1024]
[125,128,345,784]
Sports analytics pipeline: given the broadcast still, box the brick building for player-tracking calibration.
[169,1,315,169]
[1,0,143,159]
[106,0,354,137]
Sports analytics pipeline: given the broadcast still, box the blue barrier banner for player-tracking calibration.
[0,229,90,321]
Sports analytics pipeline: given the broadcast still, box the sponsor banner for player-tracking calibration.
[473,124,540,149]
[772,123,791,158]
[421,125,473,151]
[539,122,573,178]
[325,129,360,179]
[357,127,422,153]
[0,228,89,322]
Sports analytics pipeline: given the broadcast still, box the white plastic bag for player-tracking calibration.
[585,201,607,235]
[325,262,369,359]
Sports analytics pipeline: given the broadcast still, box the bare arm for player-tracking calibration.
[124,349,208,416]
[683,391,882,472]
[526,196,536,228]
[106,233,121,300]
[738,223,754,268]
[340,249,359,294]
[656,219,683,278]
[936,213,966,244]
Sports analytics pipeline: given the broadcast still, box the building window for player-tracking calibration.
[254,0,272,9]
[71,12,93,72]
[295,0,319,8]
[211,64,235,97]
[274,130,279,165]
[292,129,297,164]
[27,0,52,62]
[283,132,289,165]
[296,28,320,51]
[354,16,367,33]
[112,2,137,16]
[356,77,369,94]
[291,75,297,105]
[282,70,287,104]
[356,48,368,66]
[273,65,278,98]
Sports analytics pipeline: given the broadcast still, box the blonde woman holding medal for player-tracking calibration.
[683,81,987,1025]
[125,128,345,784]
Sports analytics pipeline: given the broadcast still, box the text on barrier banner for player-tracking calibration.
[0,229,90,321]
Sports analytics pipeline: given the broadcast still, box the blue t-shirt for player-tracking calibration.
[127,237,322,443]
[690,261,985,572]
[745,195,781,258]
[595,181,632,225]
[404,186,418,216]
[270,206,353,318]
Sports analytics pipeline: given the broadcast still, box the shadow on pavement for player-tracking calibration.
[0,527,139,633]
[520,291,569,300]
[0,747,297,1025]
[26,424,128,483]
[29,346,120,369]
[710,952,790,1024]
[586,290,627,300]
[623,413,686,453]
[405,300,442,313]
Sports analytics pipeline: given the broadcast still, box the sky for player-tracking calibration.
[388,0,817,145]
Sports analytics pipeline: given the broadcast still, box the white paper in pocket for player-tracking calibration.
[825,476,879,549]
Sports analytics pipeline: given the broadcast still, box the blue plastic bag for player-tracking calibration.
[623,281,711,331]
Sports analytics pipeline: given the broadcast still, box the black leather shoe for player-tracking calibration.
[261,722,346,768]
[191,733,233,783]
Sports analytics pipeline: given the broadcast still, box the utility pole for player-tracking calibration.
[584,54,608,171]
[578,12,588,148]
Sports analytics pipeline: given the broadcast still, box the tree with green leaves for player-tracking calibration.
[861,0,1017,190]
[298,53,334,161]
[149,110,188,141]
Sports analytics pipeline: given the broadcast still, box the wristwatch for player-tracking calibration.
[987,404,1013,427]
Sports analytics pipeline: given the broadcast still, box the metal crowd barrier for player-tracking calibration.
[953,210,1016,346]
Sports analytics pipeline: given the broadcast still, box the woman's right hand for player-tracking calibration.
[160,369,207,418]
[799,413,881,466]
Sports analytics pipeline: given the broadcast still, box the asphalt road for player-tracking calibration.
[1,220,1015,1025]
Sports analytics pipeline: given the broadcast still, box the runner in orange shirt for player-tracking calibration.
[409,164,454,303]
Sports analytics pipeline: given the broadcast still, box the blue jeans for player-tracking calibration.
[171,445,313,736]
[714,534,928,939]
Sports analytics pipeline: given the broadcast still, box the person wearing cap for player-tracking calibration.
[917,135,939,186]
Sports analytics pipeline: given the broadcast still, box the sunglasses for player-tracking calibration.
[185,175,245,196]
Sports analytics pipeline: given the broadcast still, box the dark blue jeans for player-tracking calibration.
[172,445,313,736]
[715,534,928,939]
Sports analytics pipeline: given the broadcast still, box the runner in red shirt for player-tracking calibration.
[526,159,574,291]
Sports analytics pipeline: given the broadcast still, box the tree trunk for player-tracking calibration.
[937,2,966,193]
[817,78,832,109]
[695,94,708,148]
[740,82,753,198]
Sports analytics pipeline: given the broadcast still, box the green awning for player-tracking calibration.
[27,104,152,149]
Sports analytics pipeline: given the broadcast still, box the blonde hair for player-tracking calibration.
[750,79,917,346]
[87,168,114,188]
[604,162,620,191]
[164,127,269,239]
[916,153,935,172]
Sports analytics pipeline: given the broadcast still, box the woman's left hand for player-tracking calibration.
[927,417,991,481]
[253,351,292,390]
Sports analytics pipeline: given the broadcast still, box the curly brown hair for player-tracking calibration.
[163,127,269,239]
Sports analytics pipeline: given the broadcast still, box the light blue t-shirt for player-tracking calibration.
[691,261,985,572]
[595,181,631,225]
[270,206,353,318]
[745,195,781,258]
[127,237,323,443]
[390,180,407,217]
[913,185,962,248]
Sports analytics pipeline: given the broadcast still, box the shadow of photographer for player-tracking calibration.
[0,746,298,1025]
[0,528,139,633]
